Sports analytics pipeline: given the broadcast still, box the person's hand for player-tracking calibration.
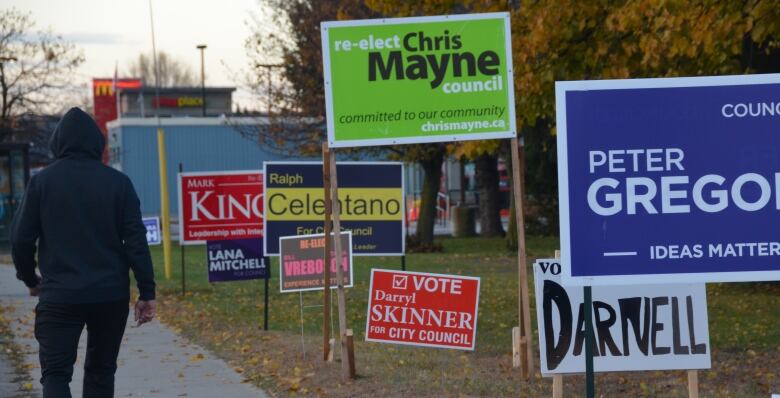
[134,300,156,326]
[28,275,41,296]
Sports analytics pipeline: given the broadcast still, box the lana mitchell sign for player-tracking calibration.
[555,73,780,285]
[321,13,516,147]
[534,259,710,374]
[206,239,268,282]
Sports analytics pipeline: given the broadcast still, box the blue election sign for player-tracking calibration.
[142,217,161,246]
[263,162,404,256]
[206,238,268,282]
[556,74,780,285]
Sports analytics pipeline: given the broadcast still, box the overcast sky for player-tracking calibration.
[5,0,274,110]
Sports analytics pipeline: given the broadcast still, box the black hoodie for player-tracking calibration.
[11,107,155,303]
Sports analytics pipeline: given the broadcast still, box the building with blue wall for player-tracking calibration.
[106,116,470,232]
[107,117,292,216]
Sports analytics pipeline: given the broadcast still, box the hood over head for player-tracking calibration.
[49,107,105,160]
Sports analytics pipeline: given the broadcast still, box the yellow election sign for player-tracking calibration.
[263,161,404,256]
[266,188,402,221]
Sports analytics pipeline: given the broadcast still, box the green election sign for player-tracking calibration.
[321,13,516,148]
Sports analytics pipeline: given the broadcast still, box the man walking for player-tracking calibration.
[10,107,156,398]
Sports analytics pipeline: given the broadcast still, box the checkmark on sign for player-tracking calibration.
[392,275,408,290]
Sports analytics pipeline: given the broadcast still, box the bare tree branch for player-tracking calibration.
[0,7,84,141]
[125,51,196,87]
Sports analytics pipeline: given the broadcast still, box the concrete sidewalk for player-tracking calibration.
[0,265,265,398]
[0,349,28,398]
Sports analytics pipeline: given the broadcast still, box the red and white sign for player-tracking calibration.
[366,269,480,350]
[178,171,263,244]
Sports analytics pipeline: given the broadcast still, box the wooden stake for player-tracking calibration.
[510,136,534,379]
[346,329,356,378]
[687,370,699,398]
[511,327,521,368]
[520,336,528,375]
[327,338,335,362]
[552,249,563,398]
[552,375,563,398]
[322,142,333,362]
[328,148,355,381]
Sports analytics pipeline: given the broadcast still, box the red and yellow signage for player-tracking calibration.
[92,78,142,163]
[152,96,204,108]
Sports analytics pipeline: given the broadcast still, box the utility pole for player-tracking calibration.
[196,44,207,117]
[149,0,172,279]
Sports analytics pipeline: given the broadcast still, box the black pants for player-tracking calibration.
[34,300,129,398]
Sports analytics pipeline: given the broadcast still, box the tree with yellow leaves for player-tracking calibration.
[248,0,780,245]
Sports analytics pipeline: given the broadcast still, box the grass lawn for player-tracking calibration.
[148,236,779,397]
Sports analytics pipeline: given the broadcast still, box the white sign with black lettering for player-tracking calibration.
[533,259,711,375]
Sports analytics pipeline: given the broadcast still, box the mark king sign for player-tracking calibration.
[366,269,480,350]
[178,170,263,244]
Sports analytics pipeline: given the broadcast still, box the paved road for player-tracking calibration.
[0,265,266,398]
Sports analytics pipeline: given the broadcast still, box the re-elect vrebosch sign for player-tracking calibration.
[263,162,404,256]
[556,74,780,285]
[279,232,353,293]
[321,13,515,147]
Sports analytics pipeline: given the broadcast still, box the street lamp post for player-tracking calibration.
[196,44,207,117]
